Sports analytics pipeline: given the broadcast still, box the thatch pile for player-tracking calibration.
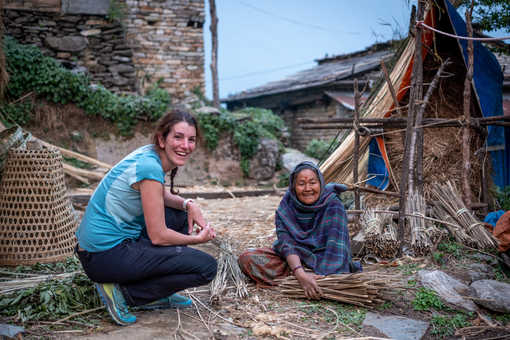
[276,272,402,308]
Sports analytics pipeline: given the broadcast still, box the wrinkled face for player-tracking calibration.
[294,168,321,205]
[158,121,197,170]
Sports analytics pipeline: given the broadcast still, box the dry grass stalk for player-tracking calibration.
[431,181,498,250]
[275,272,402,308]
[209,237,248,303]
[0,271,82,295]
[378,213,399,258]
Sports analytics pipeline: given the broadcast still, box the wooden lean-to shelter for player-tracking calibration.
[319,0,508,206]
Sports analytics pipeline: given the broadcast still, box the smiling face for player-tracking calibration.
[157,121,197,171]
[294,168,321,205]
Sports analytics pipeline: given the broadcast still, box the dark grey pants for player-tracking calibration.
[77,207,217,306]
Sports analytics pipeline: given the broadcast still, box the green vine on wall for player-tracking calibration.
[1,37,171,135]
[197,107,286,176]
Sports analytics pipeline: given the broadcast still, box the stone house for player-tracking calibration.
[222,42,395,151]
[3,0,205,102]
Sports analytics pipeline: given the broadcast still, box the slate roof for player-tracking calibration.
[223,49,394,103]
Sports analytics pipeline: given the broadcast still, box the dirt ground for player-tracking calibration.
[17,193,496,340]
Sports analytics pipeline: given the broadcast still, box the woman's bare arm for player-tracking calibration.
[140,179,214,245]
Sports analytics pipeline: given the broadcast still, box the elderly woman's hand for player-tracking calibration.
[294,269,322,299]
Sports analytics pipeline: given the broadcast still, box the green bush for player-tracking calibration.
[2,37,171,136]
[197,108,287,177]
[0,101,33,126]
[304,138,340,160]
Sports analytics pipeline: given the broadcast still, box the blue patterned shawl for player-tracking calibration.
[273,161,357,275]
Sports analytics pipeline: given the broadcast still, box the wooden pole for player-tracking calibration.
[398,1,424,255]
[209,0,220,108]
[462,1,475,207]
[353,79,361,219]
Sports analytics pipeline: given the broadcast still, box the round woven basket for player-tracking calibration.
[0,145,77,266]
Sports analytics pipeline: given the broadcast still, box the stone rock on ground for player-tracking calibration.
[471,279,510,313]
[465,263,495,282]
[281,148,318,173]
[418,270,477,312]
[248,138,280,181]
[362,312,429,340]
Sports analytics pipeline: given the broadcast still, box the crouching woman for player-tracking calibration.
[239,161,360,299]
[76,110,217,325]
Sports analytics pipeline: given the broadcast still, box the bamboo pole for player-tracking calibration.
[462,1,475,207]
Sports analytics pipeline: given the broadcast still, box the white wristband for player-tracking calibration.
[182,198,193,211]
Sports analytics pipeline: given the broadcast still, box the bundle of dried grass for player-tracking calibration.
[431,181,498,250]
[276,272,402,308]
[408,192,432,256]
[378,213,399,258]
[361,209,398,259]
[209,237,248,303]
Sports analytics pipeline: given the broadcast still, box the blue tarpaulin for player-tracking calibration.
[367,0,508,190]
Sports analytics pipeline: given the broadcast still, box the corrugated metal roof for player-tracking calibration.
[223,49,393,102]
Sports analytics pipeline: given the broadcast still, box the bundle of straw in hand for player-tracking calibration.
[431,181,498,250]
[275,272,402,308]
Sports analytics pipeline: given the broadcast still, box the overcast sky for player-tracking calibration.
[203,1,417,100]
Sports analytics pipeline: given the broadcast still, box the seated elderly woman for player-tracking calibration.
[238,161,361,299]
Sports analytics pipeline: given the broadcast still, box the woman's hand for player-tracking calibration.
[295,269,322,299]
[194,223,216,243]
[186,201,208,234]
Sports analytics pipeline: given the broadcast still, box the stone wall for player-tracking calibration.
[281,100,352,151]
[3,0,205,102]
[124,0,205,100]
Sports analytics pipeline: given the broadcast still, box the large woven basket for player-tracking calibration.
[0,144,77,266]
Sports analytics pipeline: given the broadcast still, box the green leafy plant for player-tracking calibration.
[413,287,446,311]
[197,107,287,177]
[398,263,419,276]
[437,241,463,259]
[495,186,510,210]
[0,101,33,126]
[304,138,340,160]
[106,0,128,23]
[430,313,470,338]
[0,257,101,323]
[3,37,172,136]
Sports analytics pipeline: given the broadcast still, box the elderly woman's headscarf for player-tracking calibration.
[288,161,346,210]
[273,161,360,275]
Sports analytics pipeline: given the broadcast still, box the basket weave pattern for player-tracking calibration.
[0,146,77,266]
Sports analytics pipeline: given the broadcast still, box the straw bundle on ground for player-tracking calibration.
[408,192,432,256]
[431,181,498,250]
[361,209,398,259]
[210,237,248,303]
[276,272,402,308]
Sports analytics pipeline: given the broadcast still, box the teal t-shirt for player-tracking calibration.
[76,145,165,252]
